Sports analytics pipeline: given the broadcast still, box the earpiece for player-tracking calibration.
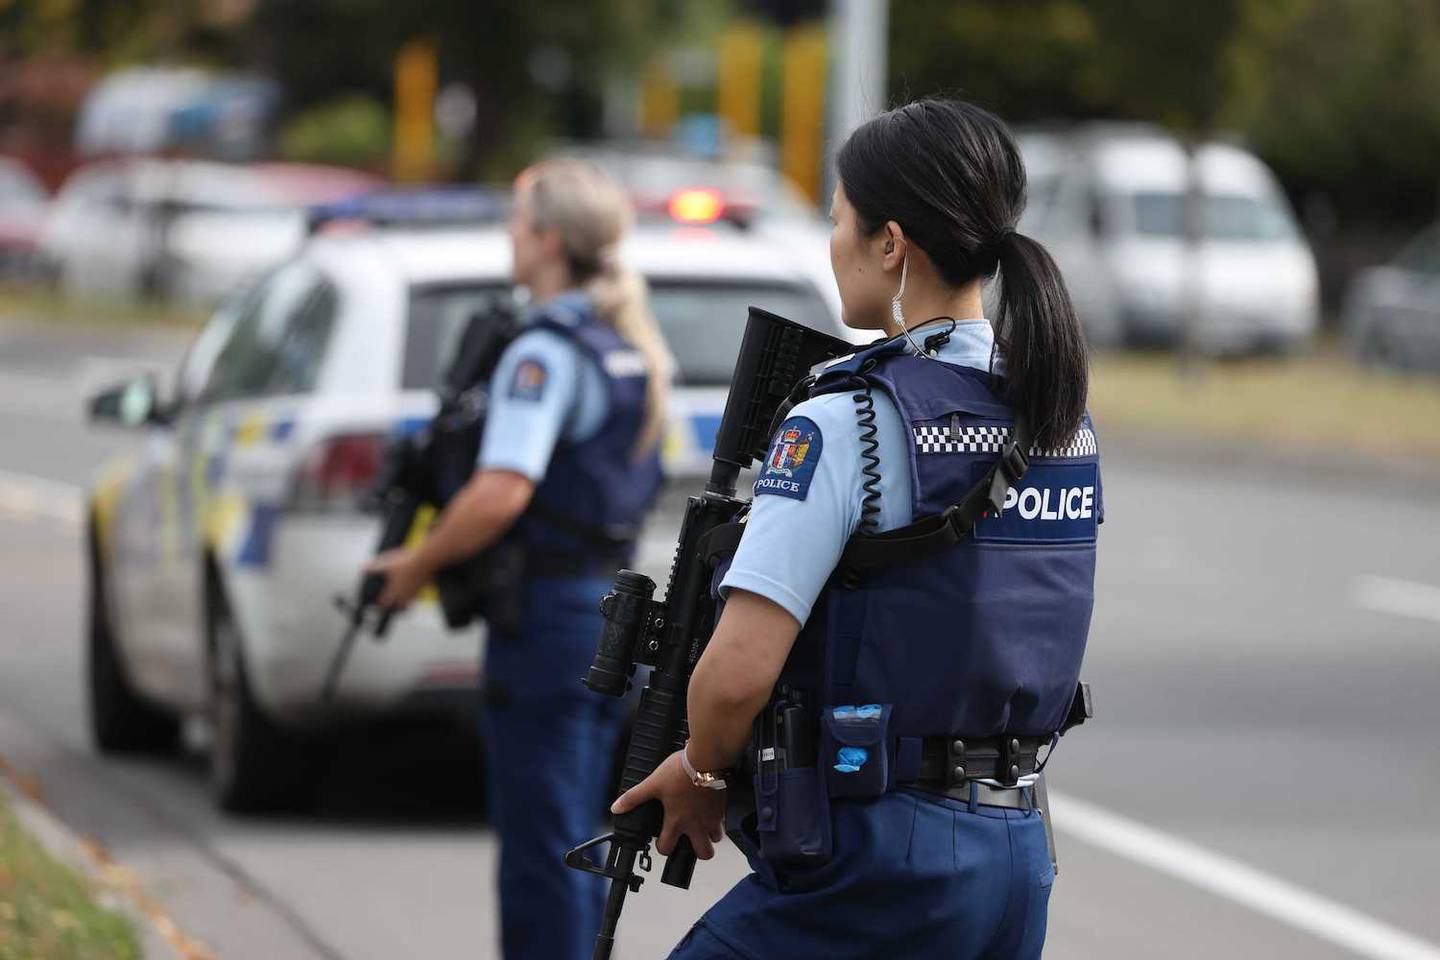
[883,239,895,254]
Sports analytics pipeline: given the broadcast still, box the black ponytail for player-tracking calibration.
[994,230,1088,450]
[836,99,1089,451]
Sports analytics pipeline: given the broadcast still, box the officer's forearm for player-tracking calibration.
[686,590,801,772]
[414,469,534,576]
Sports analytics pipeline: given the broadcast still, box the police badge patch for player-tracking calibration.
[509,357,548,401]
[755,416,822,501]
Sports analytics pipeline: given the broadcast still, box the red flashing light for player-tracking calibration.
[667,188,725,225]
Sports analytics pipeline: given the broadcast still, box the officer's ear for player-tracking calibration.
[880,221,906,273]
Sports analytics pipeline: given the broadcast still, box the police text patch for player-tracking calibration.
[509,357,548,401]
[972,462,1099,543]
[755,416,822,501]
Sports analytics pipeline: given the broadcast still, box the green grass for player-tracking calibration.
[1090,346,1440,461]
[0,282,205,331]
[0,793,142,960]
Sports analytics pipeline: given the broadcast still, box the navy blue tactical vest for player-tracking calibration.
[516,294,663,561]
[796,338,1100,738]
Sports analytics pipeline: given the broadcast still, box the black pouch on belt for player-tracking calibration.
[436,538,526,635]
[821,703,893,799]
[753,698,831,864]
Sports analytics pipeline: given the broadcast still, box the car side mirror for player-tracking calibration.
[88,375,170,428]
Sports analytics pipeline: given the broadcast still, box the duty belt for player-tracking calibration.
[525,550,630,579]
[904,734,1047,789]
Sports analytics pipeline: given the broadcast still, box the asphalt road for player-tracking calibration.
[1,319,1438,960]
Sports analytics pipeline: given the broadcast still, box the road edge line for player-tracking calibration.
[1353,575,1440,625]
[0,468,83,526]
[1050,789,1440,960]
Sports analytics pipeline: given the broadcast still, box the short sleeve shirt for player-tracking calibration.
[719,320,1000,626]
[477,308,610,480]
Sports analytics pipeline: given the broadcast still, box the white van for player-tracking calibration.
[1018,125,1319,352]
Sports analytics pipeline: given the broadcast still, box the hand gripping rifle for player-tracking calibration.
[321,299,519,700]
[564,308,852,960]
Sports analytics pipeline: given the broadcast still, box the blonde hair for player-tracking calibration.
[522,158,673,456]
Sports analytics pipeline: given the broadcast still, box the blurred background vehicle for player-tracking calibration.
[1019,125,1319,353]
[74,66,281,161]
[0,156,50,277]
[37,158,379,307]
[82,185,841,811]
[1344,221,1440,372]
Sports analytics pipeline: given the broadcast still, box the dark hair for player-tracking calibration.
[836,99,1088,450]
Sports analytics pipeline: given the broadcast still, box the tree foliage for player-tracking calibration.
[890,0,1440,226]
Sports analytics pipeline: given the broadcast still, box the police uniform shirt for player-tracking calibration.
[720,320,1000,625]
[477,296,610,478]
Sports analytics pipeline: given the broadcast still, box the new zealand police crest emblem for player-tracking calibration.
[768,425,812,477]
[756,416,822,501]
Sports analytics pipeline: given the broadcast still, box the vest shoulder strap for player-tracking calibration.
[834,414,1032,580]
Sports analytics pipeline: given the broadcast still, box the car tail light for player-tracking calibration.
[293,432,386,510]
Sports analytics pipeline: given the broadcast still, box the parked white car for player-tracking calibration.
[1018,125,1319,352]
[85,189,844,811]
[39,158,377,307]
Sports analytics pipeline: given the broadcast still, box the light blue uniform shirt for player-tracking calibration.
[478,296,610,480]
[720,320,1000,626]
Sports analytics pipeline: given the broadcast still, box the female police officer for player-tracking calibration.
[368,158,670,958]
[613,99,1099,958]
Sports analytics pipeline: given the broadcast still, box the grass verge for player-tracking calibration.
[0,792,141,960]
[1090,347,1440,461]
[0,282,205,331]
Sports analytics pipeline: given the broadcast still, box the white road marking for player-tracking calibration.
[0,469,83,526]
[1352,575,1440,625]
[1051,790,1440,960]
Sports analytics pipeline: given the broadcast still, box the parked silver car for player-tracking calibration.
[1344,223,1440,372]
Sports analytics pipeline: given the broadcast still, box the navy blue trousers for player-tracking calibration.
[669,787,1055,960]
[480,575,627,960]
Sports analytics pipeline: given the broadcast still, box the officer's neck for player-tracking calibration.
[882,275,986,340]
[526,262,577,306]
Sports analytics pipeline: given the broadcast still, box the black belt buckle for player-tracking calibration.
[945,738,967,787]
[998,736,1022,787]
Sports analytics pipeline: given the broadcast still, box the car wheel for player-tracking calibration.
[87,532,179,754]
[207,586,314,813]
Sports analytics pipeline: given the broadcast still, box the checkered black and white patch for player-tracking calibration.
[913,425,1098,459]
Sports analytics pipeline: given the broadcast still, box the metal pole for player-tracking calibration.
[1179,136,1206,380]
[825,0,889,198]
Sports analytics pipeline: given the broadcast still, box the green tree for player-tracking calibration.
[245,0,704,179]
[888,0,1440,226]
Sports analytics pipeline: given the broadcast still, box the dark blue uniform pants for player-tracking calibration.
[480,575,627,959]
[669,787,1054,960]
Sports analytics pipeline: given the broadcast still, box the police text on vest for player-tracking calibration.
[1003,485,1096,521]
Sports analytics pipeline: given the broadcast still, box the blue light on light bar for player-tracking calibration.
[308,186,508,233]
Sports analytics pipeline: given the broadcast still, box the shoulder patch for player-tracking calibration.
[509,357,549,401]
[755,416,823,501]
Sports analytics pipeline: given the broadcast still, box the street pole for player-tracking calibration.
[825,0,888,200]
[1179,136,1206,380]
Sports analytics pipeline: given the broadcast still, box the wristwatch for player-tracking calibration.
[680,742,730,791]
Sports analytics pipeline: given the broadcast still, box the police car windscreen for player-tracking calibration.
[403,284,509,389]
[649,280,834,386]
[403,280,834,390]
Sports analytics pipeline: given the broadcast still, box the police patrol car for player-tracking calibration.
[84,185,847,811]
